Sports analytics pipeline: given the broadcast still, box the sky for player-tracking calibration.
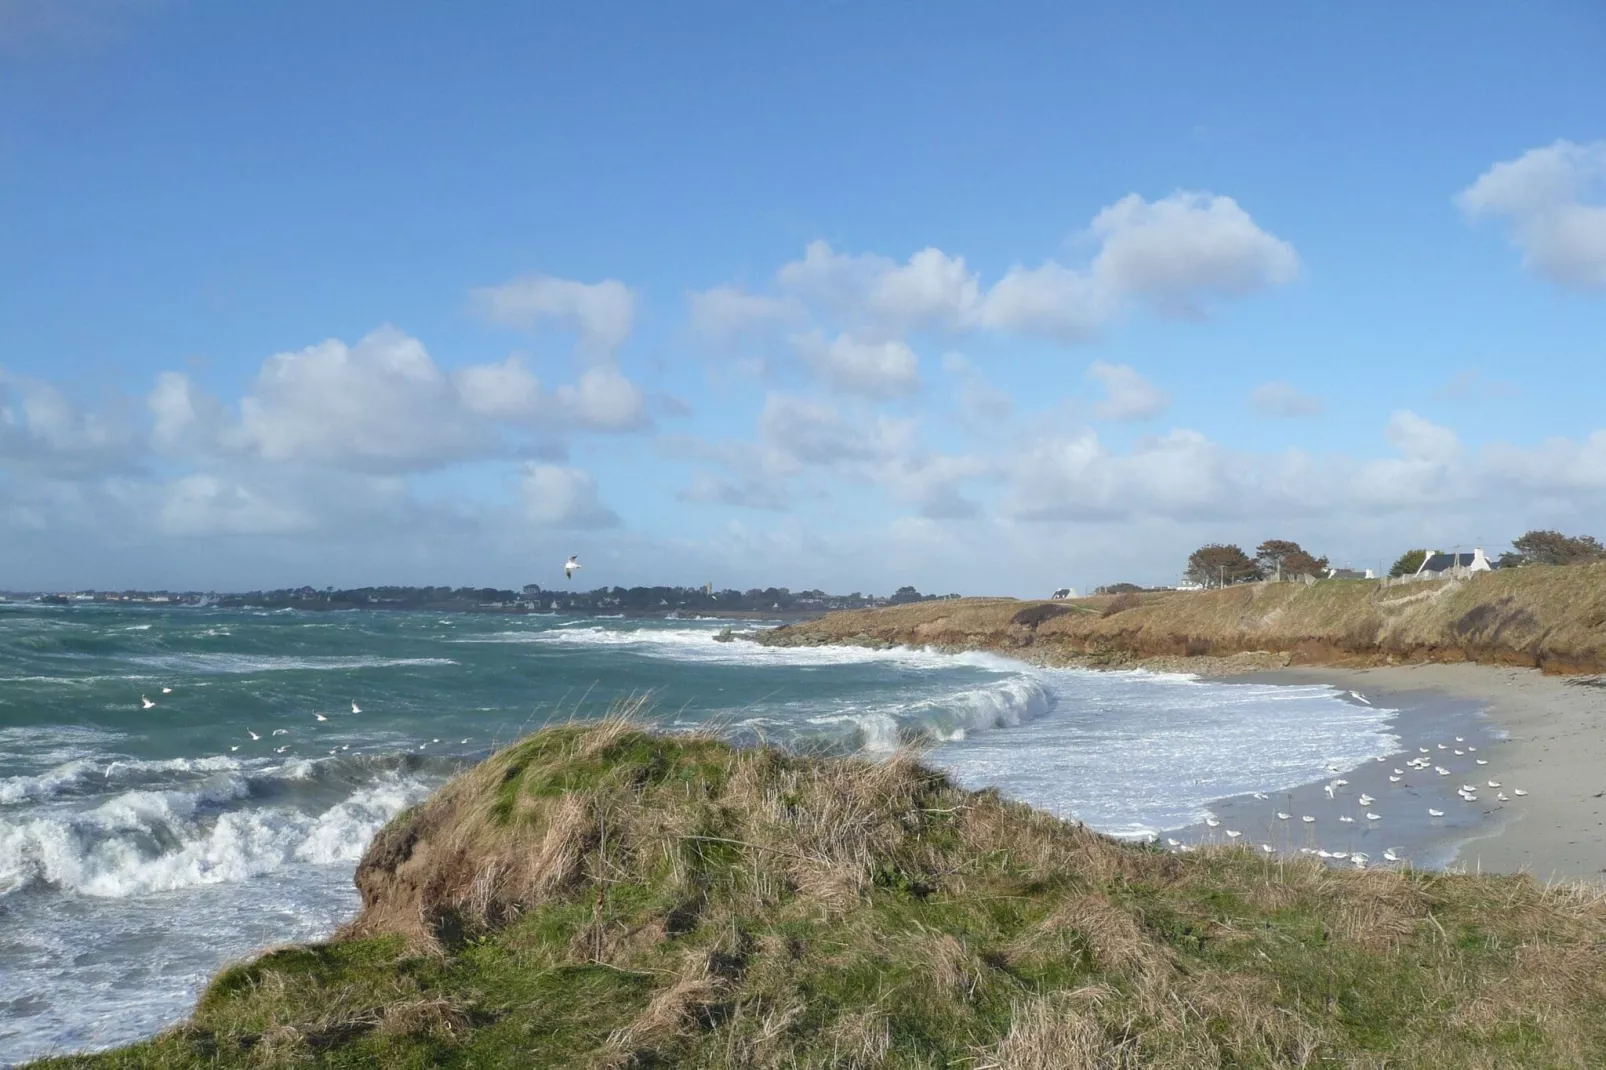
[1,1,1604,596]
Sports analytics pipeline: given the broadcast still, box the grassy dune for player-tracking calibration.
[40,720,1606,1068]
[757,563,1606,674]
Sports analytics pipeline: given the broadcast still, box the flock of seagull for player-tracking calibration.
[137,691,472,756]
[1169,727,1528,869]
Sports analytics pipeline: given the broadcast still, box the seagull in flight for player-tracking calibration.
[314,712,327,722]
[247,730,260,741]
[140,695,155,709]
[564,555,582,581]
[351,701,361,714]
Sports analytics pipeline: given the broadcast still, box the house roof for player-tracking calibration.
[1419,552,1477,573]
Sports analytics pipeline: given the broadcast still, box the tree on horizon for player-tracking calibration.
[1254,539,1330,580]
[1497,530,1606,568]
[1186,544,1261,587]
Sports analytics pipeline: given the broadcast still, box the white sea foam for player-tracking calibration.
[0,773,429,898]
[125,653,456,674]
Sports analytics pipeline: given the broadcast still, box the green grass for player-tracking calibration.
[36,721,1606,1068]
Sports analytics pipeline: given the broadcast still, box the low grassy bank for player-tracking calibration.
[757,563,1606,674]
[40,721,1606,1068]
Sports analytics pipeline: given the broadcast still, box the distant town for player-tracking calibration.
[0,584,963,617]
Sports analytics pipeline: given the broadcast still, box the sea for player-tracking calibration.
[0,603,1402,1063]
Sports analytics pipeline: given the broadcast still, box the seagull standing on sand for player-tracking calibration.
[564,555,582,581]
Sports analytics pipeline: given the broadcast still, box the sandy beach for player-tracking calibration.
[1260,664,1606,883]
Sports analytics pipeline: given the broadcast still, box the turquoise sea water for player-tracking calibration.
[0,603,1400,1063]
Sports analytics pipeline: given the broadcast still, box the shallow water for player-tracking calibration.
[0,604,1400,1062]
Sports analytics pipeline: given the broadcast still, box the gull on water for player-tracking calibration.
[1455,736,1464,743]
[1261,844,1275,854]
[1301,815,1316,823]
[564,555,582,580]
[1476,759,1489,765]
[1252,792,1268,800]
[1389,775,1402,782]
[1366,812,1381,820]
[161,686,173,694]
[1276,812,1290,820]
[1358,794,1374,806]
[1225,830,1242,839]
[1166,838,1181,847]
[1488,780,1501,787]
[1497,792,1509,801]
[1428,808,1445,817]
[1338,816,1355,824]
[1514,789,1528,796]
[1383,848,1400,862]
[1205,817,1220,827]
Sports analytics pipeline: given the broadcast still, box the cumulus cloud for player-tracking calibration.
[0,370,139,477]
[1249,380,1323,417]
[471,274,636,354]
[1088,362,1168,420]
[157,327,647,473]
[751,191,1296,346]
[793,331,920,398]
[1087,192,1299,315]
[519,463,619,528]
[1458,139,1606,291]
[687,286,801,343]
[943,353,1014,424]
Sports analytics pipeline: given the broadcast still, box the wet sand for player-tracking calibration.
[1255,664,1606,883]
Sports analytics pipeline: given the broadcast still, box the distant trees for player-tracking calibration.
[1496,530,1606,569]
[1388,550,1427,578]
[1094,583,1144,595]
[1254,539,1329,581]
[1185,544,1261,587]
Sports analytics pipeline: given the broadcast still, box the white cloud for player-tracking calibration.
[1458,140,1606,291]
[1249,380,1323,417]
[1088,192,1299,315]
[520,463,619,528]
[0,370,137,477]
[793,331,920,398]
[225,327,487,470]
[157,474,319,537]
[944,353,1014,424]
[758,191,1296,346]
[471,274,636,354]
[551,365,648,430]
[687,286,800,342]
[1088,362,1168,420]
[165,327,647,473]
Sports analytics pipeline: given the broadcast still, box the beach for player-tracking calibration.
[1258,664,1606,882]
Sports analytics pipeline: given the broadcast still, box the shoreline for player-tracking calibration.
[1248,664,1606,883]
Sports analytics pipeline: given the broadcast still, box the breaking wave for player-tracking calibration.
[0,772,432,898]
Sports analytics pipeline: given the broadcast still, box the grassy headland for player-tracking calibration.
[38,720,1606,1068]
[756,563,1606,675]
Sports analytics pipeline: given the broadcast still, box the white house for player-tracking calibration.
[1414,548,1493,577]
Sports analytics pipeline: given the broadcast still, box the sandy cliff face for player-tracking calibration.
[756,564,1606,675]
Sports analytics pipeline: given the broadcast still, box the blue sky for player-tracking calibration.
[2,1,1603,594]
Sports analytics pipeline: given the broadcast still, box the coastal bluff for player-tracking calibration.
[754,563,1606,676]
[33,720,1606,1067]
